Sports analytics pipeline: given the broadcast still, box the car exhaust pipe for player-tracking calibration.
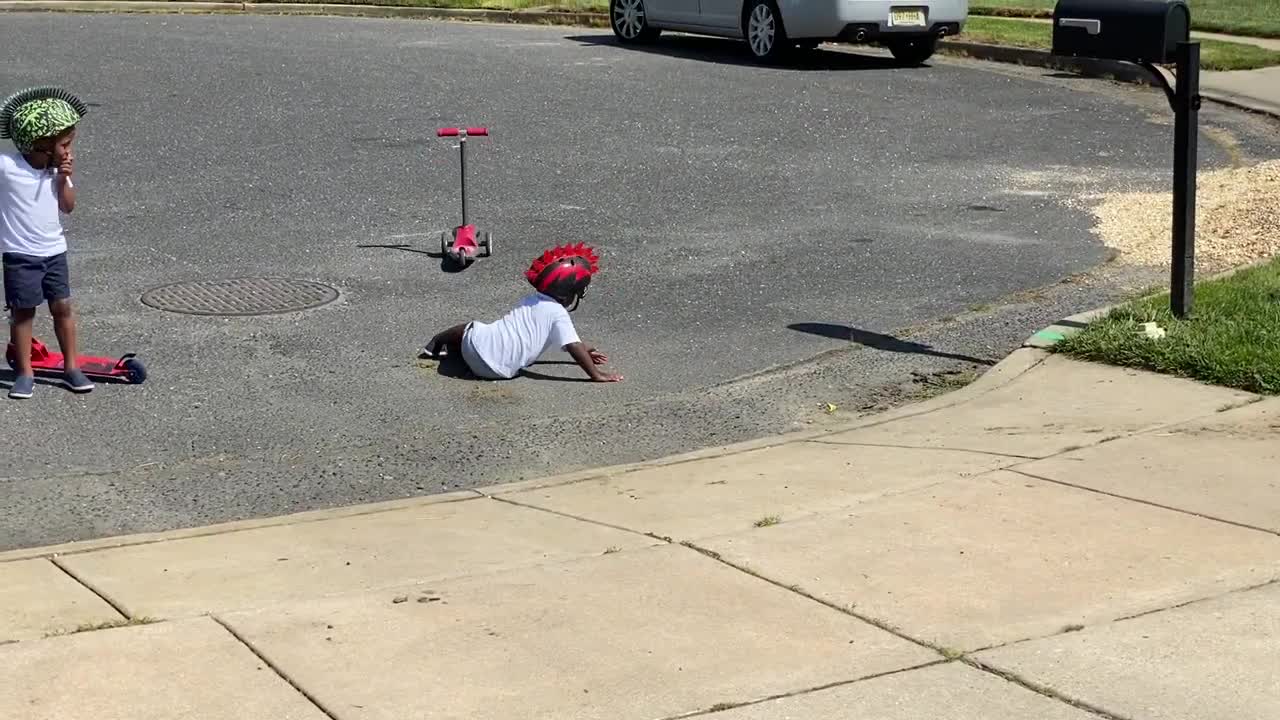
[855,28,867,41]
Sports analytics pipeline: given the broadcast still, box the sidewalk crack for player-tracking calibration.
[962,656,1134,720]
[491,495,661,541]
[673,540,940,655]
[213,615,341,720]
[49,556,130,621]
[807,439,1037,460]
[1010,468,1280,538]
[655,659,950,720]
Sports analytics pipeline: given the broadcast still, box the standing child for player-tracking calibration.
[426,243,623,383]
[1,87,91,399]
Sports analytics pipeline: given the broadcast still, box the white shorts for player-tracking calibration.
[460,322,505,380]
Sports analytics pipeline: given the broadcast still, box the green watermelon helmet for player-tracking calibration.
[0,86,88,153]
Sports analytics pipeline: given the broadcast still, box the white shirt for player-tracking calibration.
[468,292,581,379]
[0,150,68,257]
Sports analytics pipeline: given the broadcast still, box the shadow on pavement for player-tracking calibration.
[788,322,995,366]
[0,369,91,392]
[567,33,916,71]
[420,355,590,383]
[358,243,470,274]
[519,360,594,384]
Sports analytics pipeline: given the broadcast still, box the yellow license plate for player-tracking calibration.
[889,8,927,26]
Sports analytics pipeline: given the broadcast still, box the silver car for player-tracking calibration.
[609,0,968,64]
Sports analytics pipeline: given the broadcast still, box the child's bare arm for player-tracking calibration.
[56,156,76,214]
[565,342,622,383]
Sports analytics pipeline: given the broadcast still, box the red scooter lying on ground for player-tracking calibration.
[6,314,146,385]
[436,126,493,267]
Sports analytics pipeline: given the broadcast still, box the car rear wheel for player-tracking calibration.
[887,36,938,66]
[611,0,660,43]
[744,0,790,62]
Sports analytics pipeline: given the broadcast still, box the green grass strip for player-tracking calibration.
[1056,257,1280,395]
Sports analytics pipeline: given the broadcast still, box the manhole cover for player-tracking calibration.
[141,278,339,316]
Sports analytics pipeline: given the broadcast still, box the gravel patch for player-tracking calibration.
[1083,159,1280,272]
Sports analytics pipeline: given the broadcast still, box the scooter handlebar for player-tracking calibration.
[437,127,489,137]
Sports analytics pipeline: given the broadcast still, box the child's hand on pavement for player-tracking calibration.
[593,372,623,383]
[589,349,608,365]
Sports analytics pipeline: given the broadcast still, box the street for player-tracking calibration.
[1,13,1277,549]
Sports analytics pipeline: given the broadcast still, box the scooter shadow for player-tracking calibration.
[357,243,473,274]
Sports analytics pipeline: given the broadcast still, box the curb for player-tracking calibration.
[936,40,1160,87]
[1024,305,1113,348]
[0,345,1050,564]
[0,1,1277,120]
[937,41,1280,121]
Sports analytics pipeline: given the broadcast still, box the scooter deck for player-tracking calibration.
[442,224,491,264]
[25,351,128,378]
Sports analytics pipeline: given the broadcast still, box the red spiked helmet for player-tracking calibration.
[525,243,599,309]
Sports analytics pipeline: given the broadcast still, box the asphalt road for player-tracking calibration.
[1,13,1277,549]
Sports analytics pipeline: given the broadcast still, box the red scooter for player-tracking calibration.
[6,337,146,384]
[437,126,493,267]
[6,309,146,385]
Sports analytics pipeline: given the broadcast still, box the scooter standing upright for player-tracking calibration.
[437,126,493,267]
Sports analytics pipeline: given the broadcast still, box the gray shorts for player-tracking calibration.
[460,322,505,380]
[3,252,71,310]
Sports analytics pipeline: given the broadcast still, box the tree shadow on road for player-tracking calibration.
[567,33,914,71]
[788,322,996,366]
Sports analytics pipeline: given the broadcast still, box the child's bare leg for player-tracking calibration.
[9,307,36,376]
[49,298,79,370]
[427,323,467,357]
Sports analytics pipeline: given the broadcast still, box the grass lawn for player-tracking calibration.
[969,0,1280,39]
[958,16,1280,70]
[1056,257,1280,395]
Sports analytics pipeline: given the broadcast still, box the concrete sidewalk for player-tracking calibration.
[4,349,1279,719]
[1202,66,1280,119]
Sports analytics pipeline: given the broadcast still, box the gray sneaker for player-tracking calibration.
[65,368,95,393]
[8,374,34,399]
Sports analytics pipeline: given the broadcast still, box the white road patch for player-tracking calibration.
[952,230,1042,246]
[384,232,438,240]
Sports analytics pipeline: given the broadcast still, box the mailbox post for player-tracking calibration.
[1169,41,1199,317]
[1051,0,1200,317]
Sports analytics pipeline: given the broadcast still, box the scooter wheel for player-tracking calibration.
[483,232,493,257]
[440,233,447,256]
[123,357,147,384]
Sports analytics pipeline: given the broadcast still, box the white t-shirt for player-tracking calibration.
[467,293,581,379]
[0,150,68,257]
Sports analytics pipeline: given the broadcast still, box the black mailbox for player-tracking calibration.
[1052,0,1190,65]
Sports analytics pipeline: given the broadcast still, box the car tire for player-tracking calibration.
[610,0,660,44]
[887,36,938,66]
[743,0,790,63]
